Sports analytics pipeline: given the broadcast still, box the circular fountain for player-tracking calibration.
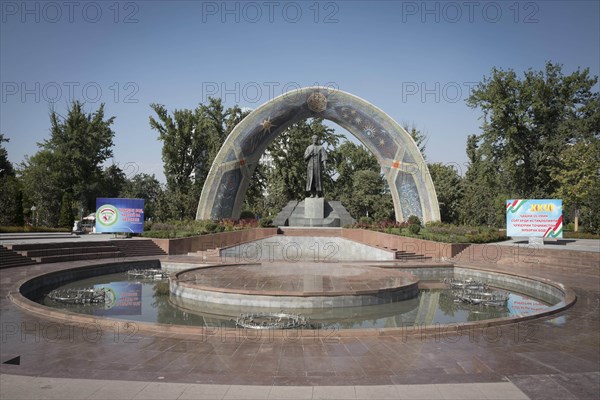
[13,245,575,334]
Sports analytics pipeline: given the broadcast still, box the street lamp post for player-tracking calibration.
[30,205,37,226]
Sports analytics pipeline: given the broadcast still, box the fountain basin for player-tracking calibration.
[170,262,420,308]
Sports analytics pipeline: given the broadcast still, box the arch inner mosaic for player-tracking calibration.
[196,86,440,223]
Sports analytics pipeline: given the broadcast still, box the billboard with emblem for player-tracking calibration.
[95,198,145,233]
[506,199,563,238]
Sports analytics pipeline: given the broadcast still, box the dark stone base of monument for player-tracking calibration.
[273,198,356,227]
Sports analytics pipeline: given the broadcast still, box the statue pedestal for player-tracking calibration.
[304,197,324,219]
[274,198,355,227]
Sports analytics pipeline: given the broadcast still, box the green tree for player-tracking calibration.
[19,150,63,226]
[465,62,599,226]
[342,169,393,220]
[428,163,463,224]
[0,133,14,178]
[150,98,249,219]
[18,102,117,226]
[403,122,428,159]
[101,164,127,198]
[552,140,600,232]
[43,101,116,210]
[0,134,23,226]
[467,62,599,199]
[120,173,163,220]
[13,190,24,226]
[460,135,506,227]
[243,163,268,216]
[58,192,74,228]
[329,141,380,201]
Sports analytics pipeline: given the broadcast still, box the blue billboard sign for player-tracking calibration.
[95,198,145,233]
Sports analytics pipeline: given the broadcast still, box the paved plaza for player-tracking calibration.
[1,235,598,399]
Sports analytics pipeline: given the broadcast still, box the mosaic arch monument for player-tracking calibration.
[196,86,441,223]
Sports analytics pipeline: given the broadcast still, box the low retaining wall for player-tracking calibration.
[453,243,600,275]
[150,228,278,255]
[151,228,471,259]
[341,229,471,259]
[274,229,468,259]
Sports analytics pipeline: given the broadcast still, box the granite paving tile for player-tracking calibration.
[509,374,578,400]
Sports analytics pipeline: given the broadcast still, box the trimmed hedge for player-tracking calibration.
[351,220,506,244]
[141,218,268,239]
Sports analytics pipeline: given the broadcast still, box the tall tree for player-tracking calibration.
[0,133,14,178]
[101,164,127,198]
[18,102,117,226]
[402,122,428,159]
[0,134,23,226]
[467,62,599,199]
[58,192,74,228]
[150,98,249,219]
[19,150,64,226]
[460,134,506,226]
[464,62,599,227]
[342,169,393,221]
[552,139,600,232]
[120,173,163,220]
[329,141,380,201]
[42,101,116,210]
[428,163,463,224]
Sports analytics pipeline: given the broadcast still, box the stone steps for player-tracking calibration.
[395,250,432,261]
[20,245,118,258]
[109,240,167,257]
[5,239,166,264]
[0,246,37,269]
[34,251,123,264]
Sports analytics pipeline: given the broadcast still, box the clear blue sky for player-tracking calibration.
[2,1,599,181]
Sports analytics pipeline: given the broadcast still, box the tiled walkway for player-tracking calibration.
[0,374,530,399]
[1,239,599,399]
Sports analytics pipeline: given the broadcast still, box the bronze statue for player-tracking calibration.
[304,135,327,198]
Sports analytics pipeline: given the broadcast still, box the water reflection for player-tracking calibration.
[40,271,556,330]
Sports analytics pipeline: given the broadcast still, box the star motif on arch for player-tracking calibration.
[362,123,377,137]
[260,117,276,133]
[354,116,363,125]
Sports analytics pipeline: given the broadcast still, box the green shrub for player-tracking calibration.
[239,210,255,219]
[407,215,421,226]
[152,222,176,231]
[259,218,273,227]
[564,231,600,239]
[408,223,421,235]
[359,216,373,225]
[205,222,219,232]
